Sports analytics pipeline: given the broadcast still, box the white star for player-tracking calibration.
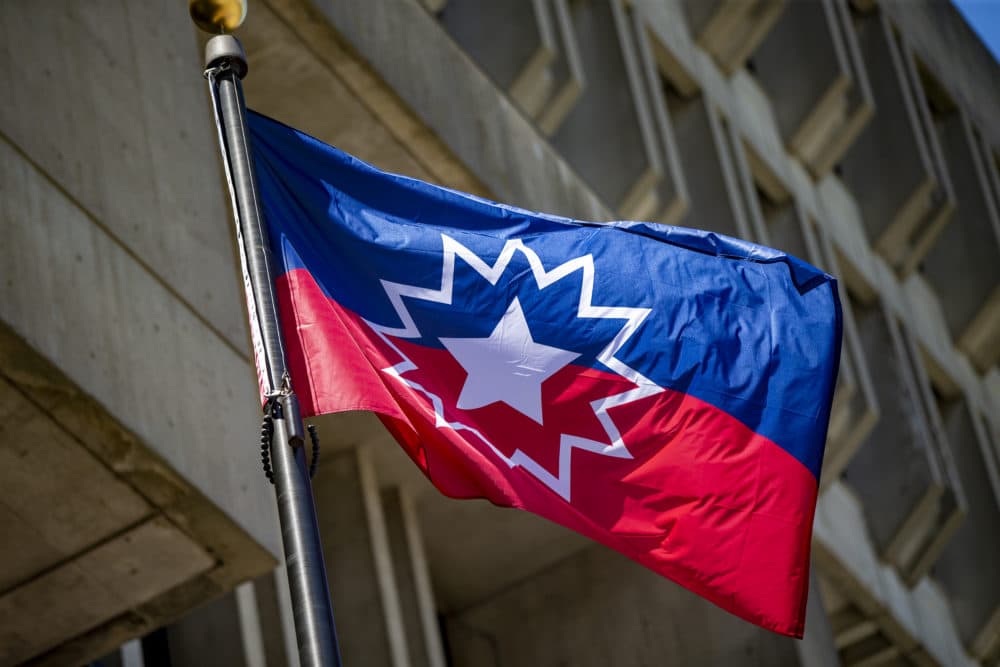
[440,298,580,424]
[364,234,663,500]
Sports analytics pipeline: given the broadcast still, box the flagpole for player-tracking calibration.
[192,5,342,665]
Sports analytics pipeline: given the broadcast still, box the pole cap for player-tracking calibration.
[205,34,248,78]
[189,0,247,34]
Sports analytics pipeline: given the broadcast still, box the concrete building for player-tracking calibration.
[0,0,997,665]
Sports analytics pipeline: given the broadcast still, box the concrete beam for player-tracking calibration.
[300,0,610,221]
[438,0,584,137]
[0,377,151,594]
[0,0,281,559]
[0,130,279,538]
[1,517,213,666]
[0,322,275,665]
[684,0,787,76]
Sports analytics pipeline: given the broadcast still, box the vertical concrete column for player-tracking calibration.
[234,582,268,667]
[313,446,411,667]
[120,639,144,667]
[381,487,447,667]
[271,564,302,667]
[795,573,839,667]
[248,570,294,667]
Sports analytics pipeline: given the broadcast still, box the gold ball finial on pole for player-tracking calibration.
[189,0,247,33]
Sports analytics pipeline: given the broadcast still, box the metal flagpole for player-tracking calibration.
[191,3,342,665]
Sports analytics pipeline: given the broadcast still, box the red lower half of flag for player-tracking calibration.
[276,268,818,638]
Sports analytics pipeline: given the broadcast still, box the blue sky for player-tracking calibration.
[953,0,1000,63]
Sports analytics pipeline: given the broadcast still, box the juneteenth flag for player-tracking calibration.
[247,110,842,637]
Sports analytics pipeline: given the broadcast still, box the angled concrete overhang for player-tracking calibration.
[0,324,274,665]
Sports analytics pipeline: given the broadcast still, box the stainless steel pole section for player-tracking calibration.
[203,35,342,667]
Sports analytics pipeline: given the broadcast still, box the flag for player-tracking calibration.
[247,110,842,638]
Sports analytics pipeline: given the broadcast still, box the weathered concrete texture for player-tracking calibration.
[843,294,961,584]
[813,483,978,667]
[546,0,648,210]
[879,0,1000,149]
[0,322,276,666]
[0,377,151,594]
[438,0,542,93]
[0,516,213,666]
[0,130,279,558]
[931,400,1000,661]
[661,91,749,239]
[0,10,283,645]
[166,592,251,667]
[303,0,611,221]
[248,0,489,199]
[752,1,842,149]
[839,10,938,248]
[751,0,872,178]
[447,544,803,667]
[0,1,245,349]
[920,109,1000,369]
[240,3,431,184]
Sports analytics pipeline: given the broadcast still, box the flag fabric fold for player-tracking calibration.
[247,110,842,638]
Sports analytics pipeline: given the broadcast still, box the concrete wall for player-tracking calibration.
[0,1,278,552]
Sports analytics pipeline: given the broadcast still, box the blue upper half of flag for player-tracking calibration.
[247,110,842,479]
